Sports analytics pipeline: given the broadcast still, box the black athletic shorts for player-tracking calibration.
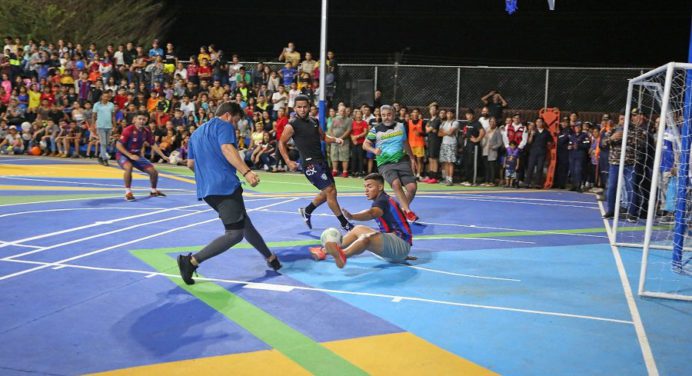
[303,159,335,191]
[203,187,246,229]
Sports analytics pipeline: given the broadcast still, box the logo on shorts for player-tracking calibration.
[305,165,317,176]
[321,173,327,180]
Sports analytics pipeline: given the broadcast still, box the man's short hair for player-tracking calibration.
[364,173,384,185]
[294,95,310,105]
[465,108,474,116]
[215,102,244,118]
[380,105,393,113]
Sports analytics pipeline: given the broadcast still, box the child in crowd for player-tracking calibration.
[504,140,520,188]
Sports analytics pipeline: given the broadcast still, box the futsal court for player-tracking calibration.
[0,155,689,375]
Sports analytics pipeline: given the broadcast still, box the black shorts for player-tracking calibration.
[426,138,441,158]
[203,188,246,229]
[303,159,335,191]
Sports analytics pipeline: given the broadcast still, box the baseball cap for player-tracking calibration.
[631,108,642,115]
[9,125,17,130]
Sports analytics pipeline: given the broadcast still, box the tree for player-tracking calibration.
[0,0,176,48]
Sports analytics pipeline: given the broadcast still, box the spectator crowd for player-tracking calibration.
[0,35,660,213]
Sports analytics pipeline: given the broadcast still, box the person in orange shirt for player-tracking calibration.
[146,91,161,113]
[407,108,426,180]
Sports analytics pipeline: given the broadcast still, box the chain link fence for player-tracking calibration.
[333,64,645,114]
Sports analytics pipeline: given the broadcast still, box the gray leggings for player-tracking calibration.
[193,217,272,264]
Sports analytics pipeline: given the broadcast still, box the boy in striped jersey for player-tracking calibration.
[310,173,416,268]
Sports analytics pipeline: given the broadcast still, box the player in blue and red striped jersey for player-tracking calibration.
[310,173,417,268]
[115,114,169,201]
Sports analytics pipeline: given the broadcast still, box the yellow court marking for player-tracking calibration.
[0,164,146,180]
[89,332,496,376]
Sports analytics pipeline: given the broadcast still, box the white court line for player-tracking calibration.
[599,200,658,375]
[253,208,535,245]
[416,221,608,239]
[0,175,195,191]
[0,256,632,325]
[450,194,598,205]
[408,265,521,282]
[2,209,213,260]
[0,199,275,219]
[0,241,41,249]
[0,202,209,249]
[419,195,600,210]
[0,198,298,281]
[0,192,192,208]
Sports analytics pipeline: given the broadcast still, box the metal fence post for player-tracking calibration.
[374,66,378,93]
[544,68,550,109]
[456,67,461,115]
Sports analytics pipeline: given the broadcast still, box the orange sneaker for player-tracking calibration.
[309,246,326,261]
[324,242,347,268]
[125,192,135,201]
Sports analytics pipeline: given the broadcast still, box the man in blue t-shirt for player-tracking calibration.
[177,102,281,285]
[310,173,416,268]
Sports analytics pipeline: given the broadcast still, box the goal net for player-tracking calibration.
[611,62,692,301]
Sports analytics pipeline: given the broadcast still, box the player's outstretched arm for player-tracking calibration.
[342,207,383,222]
[221,143,259,187]
[150,143,169,162]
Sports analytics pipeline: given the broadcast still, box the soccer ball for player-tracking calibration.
[320,227,343,247]
[168,150,180,165]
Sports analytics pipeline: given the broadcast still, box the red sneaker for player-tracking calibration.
[324,242,347,268]
[421,177,431,183]
[309,246,326,261]
[341,172,348,178]
[405,210,419,222]
[331,170,338,177]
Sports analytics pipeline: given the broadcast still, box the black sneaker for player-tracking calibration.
[626,215,638,223]
[342,222,355,231]
[177,253,198,285]
[299,207,312,229]
[266,255,282,271]
[602,212,614,219]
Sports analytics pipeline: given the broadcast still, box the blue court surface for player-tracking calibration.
[0,155,690,375]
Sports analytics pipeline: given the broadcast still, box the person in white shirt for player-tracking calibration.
[287,82,300,111]
[271,85,288,117]
[438,110,460,186]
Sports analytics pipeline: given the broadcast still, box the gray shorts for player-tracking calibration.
[380,232,411,263]
[439,143,457,163]
[330,142,351,162]
[378,159,416,186]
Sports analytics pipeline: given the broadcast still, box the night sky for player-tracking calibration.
[165,0,692,67]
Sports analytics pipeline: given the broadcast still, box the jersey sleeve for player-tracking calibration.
[366,127,377,141]
[119,126,131,144]
[217,121,236,146]
[371,195,388,214]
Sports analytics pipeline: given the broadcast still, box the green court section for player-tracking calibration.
[156,165,503,194]
[131,248,368,376]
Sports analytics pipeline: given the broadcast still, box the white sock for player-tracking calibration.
[125,188,132,194]
[151,188,157,193]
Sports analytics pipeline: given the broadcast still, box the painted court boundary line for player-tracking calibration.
[598,200,659,376]
[0,207,202,219]
[0,256,632,326]
[420,195,599,210]
[0,198,298,281]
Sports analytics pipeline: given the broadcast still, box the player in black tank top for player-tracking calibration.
[278,95,354,231]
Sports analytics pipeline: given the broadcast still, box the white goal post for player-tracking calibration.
[611,62,692,302]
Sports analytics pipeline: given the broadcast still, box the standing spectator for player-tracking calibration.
[279,62,297,87]
[228,54,242,91]
[423,103,442,184]
[482,116,503,186]
[597,116,613,195]
[567,122,590,193]
[523,117,552,188]
[287,82,300,112]
[555,117,570,189]
[148,40,163,58]
[438,109,459,186]
[603,113,643,220]
[460,109,485,186]
[481,90,508,120]
[504,141,520,188]
[350,109,367,176]
[365,107,381,174]
[407,108,425,180]
[329,106,352,177]
[272,108,289,172]
[271,85,288,118]
[278,42,301,67]
[92,91,115,165]
[502,113,528,186]
[300,52,317,77]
